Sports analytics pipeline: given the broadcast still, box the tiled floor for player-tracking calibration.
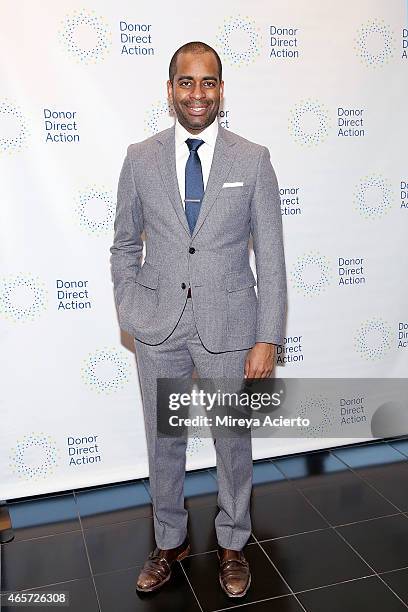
[2,437,408,611]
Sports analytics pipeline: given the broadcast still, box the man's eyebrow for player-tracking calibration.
[177,75,219,81]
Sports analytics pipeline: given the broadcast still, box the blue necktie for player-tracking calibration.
[185,138,204,234]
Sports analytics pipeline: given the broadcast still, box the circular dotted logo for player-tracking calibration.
[0,99,29,154]
[144,100,173,136]
[354,318,393,360]
[217,15,261,66]
[59,9,112,64]
[186,428,206,456]
[75,185,116,236]
[291,252,332,296]
[355,20,395,67]
[81,347,131,393]
[10,434,59,480]
[354,174,392,219]
[0,274,48,322]
[298,396,331,437]
[289,99,330,146]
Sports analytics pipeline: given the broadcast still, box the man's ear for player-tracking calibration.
[167,79,173,102]
[220,80,225,101]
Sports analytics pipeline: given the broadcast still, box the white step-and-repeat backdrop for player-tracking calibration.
[1,0,407,499]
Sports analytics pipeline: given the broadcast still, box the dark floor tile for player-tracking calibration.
[337,514,408,573]
[302,475,397,526]
[1,531,90,591]
[273,451,352,489]
[188,503,254,553]
[252,460,290,496]
[84,516,155,575]
[357,463,408,510]
[181,543,289,611]
[388,439,408,458]
[298,575,408,612]
[224,594,305,611]
[8,494,80,542]
[251,487,327,541]
[261,528,372,592]
[188,503,219,553]
[332,442,407,469]
[0,578,99,612]
[381,567,408,605]
[75,481,151,528]
[94,563,200,612]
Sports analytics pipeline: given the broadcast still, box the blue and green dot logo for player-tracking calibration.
[0,274,48,322]
[10,434,59,480]
[289,99,330,147]
[354,19,395,67]
[186,429,205,456]
[59,9,112,64]
[291,252,332,296]
[144,100,173,136]
[0,99,29,155]
[354,174,393,219]
[217,15,261,66]
[298,397,331,437]
[81,347,131,393]
[354,318,393,360]
[75,185,116,236]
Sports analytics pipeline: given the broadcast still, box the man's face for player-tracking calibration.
[167,51,224,134]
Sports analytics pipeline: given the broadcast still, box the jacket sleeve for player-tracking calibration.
[109,147,144,310]
[250,146,287,345]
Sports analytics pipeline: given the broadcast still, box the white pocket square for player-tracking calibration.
[222,182,244,188]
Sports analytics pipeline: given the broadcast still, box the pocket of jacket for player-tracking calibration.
[132,262,160,316]
[135,261,159,289]
[226,268,257,292]
[226,269,257,334]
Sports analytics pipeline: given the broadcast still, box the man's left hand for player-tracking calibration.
[244,342,276,378]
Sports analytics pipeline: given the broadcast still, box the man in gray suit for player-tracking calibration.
[110,41,287,598]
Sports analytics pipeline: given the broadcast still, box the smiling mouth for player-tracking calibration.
[186,105,209,116]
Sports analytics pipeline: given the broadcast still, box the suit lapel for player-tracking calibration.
[155,124,238,239]
[155,125,191,237]
[191,126,238,240]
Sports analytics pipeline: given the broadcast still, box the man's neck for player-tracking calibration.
[176,118,218,137]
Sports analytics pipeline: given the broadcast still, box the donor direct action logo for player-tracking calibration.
[0,99,29,154]
[291,252,332,296]
[81,347,131,393]
[217,15,261,66]
[354,19,395,67]
[144,100,173,136]
[10,433,59,480]
[354,318,393,360]
[75,185,116,236]
[354,174,393,219]
[0,274,48,322]
[289,99,330,147]
[59,9,112,64]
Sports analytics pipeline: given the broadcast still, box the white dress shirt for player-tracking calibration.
[174,118,219,209]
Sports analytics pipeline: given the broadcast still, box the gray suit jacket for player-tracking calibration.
[110,124,287,352]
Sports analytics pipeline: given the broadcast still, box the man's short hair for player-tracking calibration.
[168,41,223,83]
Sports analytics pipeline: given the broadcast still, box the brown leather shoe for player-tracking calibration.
[217,545,251,597]
[135,535,190,593]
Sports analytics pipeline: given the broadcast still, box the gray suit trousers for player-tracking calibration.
[134,297,253,551]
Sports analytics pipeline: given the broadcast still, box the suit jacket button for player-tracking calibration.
[189,247,195,254]
[181,282,186,289]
